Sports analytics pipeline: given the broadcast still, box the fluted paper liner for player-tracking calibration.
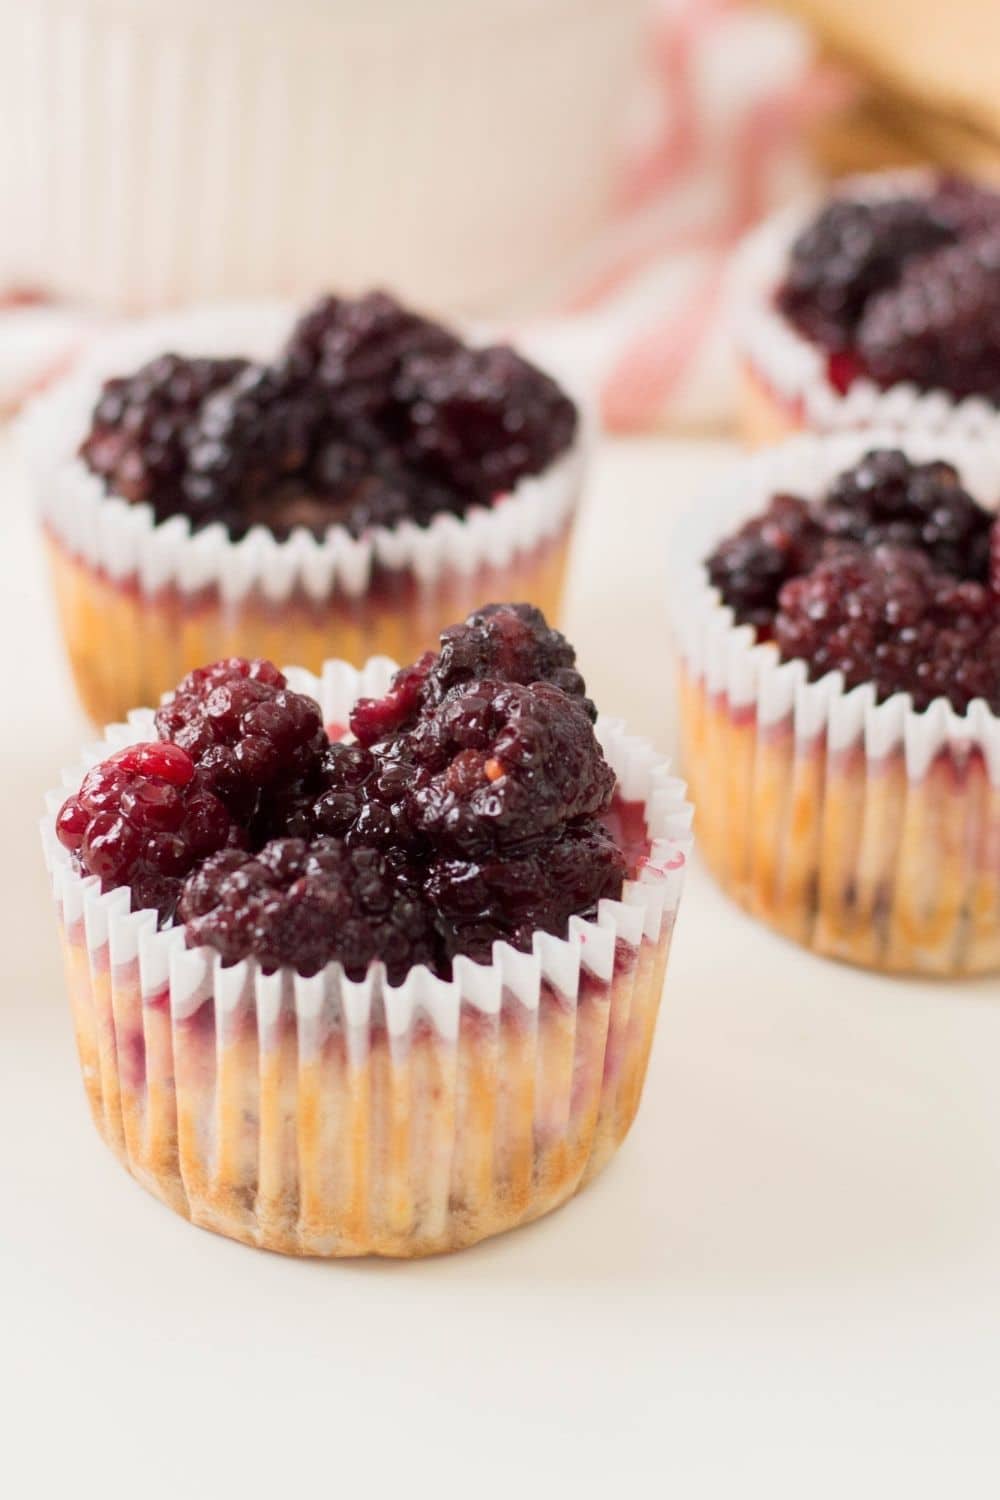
[733,170,1000,444]
[22,304,586,725]
[40,656,692,1257]
[670,429,1000,977]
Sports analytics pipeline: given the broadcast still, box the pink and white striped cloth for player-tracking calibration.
[518,0,846,431]
[1,2,843,433]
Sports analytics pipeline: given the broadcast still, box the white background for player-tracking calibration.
[3,435,1000,1498]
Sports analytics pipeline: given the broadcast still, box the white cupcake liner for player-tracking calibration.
[733,169,1000,440]
[21,303,587,606]
[40,656,692,1255]
[669,429,1000,975]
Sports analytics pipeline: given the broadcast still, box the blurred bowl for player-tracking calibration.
[0,0,648,316]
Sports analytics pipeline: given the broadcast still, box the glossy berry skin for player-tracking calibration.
[857,228,1000,405]
[284,289,459,419]
[62,603,628,979]
[821,450,993,582]
[428,821,626,967]
[773,545,1000,713]
[706,494,824,630]
[80,293,576,541]
[153,657,326,825]
[350,602,592,746]
[79,353,249,516]
[179,836,437,982]
[776,177,1000,403]
[181,360,327,528]
[349,656,437,749]
[282,676,617,865]
[708,453,1000,713]
[398,679,616,857]
[396,344,578,500]
[429,602,592,714]
[304,441,465,535]
[777,195,958,350]
[55,742,241,921]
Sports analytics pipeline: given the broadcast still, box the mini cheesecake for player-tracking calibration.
[41,604,692,1256]
[26,293,585,725]
[736,172,1000,445]
[671,434,1000,977]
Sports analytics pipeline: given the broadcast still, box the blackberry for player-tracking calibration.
[773,545,1000,713]
[349,655,437,750]
[395,344,578,500]
[429,820,626,967]
[857,227,1000,404]
[399,679,616,857]
[349,602,592,746]
[55,742,242,922]
[706,494,824,630]
[181,360,328,530]
[66,605,626,978]
[820,449,993,581]
[179,836,438,981]
[777,195,957,351]
[930,175,1000,236]
[79,353,249,516]
[80,294,577,541]
[253,740,389,845]
[284,290,459,421]
[429,602,592,714]
[153,657,326,825]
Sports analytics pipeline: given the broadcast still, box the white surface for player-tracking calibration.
[3,434,1000,1497]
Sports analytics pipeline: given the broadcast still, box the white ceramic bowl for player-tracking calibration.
[0,0,648,315]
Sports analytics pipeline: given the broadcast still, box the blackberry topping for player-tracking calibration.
[777,195,957,350]
[428,821,626,967]
[179,837,437,982]
[930,175,1000,236]
[398,680,616,857]
[707,451,1000,713]
[857,228,1000,405]
[706,494,824,630]
[350,602,592,745]
[774,545,1000,713]
[181,360,327,529]
[60,605,627,977]
[296,678,615,862]
[55,742,242,922]
[430,602,592,714]
[349,656,437,749]
[821,449,993,581]
[79,292,575,540]
[284,290,459,419]
[80,354,250,516]
[153,657,326,825]
[252,741,396,847]
[395,345,578,499]
[776,176,1000,402]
